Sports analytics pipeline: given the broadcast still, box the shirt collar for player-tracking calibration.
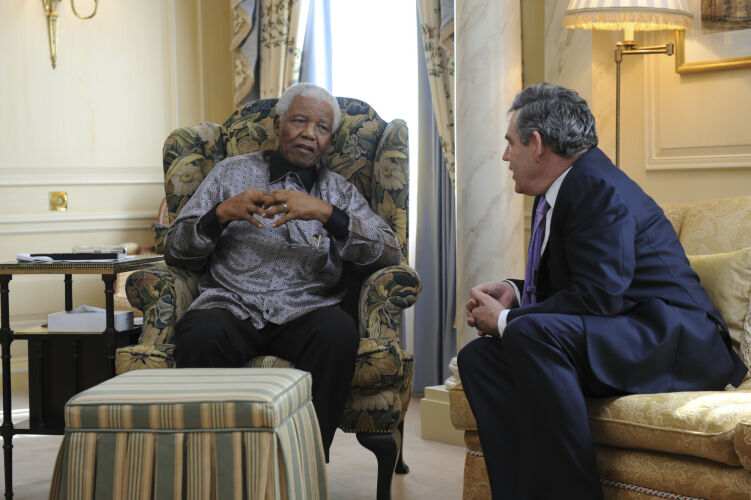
[267,150,318,193]
[543,165,572,208]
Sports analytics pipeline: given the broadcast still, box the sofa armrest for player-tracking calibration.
[125,266,200,345]
[449,383,478,431]
[357,263,421,341]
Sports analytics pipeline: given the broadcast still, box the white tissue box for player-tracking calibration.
[47,310,134,332]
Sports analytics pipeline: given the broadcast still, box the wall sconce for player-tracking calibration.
[562,0,692,168]
[42,0,100,68]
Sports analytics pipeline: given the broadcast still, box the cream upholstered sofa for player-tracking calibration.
[449,195,751,499]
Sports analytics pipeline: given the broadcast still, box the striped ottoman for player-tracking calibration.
[49,368,328,500]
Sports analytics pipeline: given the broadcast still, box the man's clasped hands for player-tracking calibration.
[465,280,519,337]
[215,188,334,228]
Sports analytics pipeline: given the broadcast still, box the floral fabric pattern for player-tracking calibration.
[120,96,421,436]
[124,266,199,346]
[417,0,455,184]
[258,0,308,99]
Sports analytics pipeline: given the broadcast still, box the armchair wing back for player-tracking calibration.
[118,97,421,498]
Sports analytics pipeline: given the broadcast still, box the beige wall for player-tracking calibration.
[601,30,751,202]
[0,0,232,333]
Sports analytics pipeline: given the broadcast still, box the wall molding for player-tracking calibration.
[0,212,158,235]
[644,57,751,172]
[0,166,163,186]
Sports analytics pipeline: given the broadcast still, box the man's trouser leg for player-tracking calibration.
[458,314,619,500]
[264,306,359,458]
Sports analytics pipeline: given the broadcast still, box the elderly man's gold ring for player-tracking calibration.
[282,203,289,211]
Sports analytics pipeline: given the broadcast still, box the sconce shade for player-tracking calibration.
[563,0,692,31]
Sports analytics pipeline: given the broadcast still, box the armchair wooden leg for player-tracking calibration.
[395,420,409,474]
[356,431,399,500]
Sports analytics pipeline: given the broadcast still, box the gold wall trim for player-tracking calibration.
[675,30,751,74]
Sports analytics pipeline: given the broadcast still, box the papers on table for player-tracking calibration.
[16,253,136,263]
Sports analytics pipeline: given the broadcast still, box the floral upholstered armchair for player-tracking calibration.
[117,97,421,498]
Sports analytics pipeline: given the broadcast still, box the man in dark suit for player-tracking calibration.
[459,83,747,499]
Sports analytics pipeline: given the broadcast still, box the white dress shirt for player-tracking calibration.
[495,166,572,336]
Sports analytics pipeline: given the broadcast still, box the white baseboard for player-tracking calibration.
[419,385,465,447]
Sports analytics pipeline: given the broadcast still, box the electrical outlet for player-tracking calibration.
[49,191,68,211]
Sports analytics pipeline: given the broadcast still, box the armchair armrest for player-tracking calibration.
[125,265,200,345]
[358,263,421,341]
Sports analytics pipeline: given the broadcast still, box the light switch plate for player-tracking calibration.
[49,191,68,211]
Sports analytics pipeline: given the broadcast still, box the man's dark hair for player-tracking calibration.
[509,83,598,158]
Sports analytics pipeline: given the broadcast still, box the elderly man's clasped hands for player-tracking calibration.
[216,188,334,228]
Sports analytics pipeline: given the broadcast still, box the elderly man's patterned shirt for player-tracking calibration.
[165,151,401,328]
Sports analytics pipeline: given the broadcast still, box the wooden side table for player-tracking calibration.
[0,255,164,498]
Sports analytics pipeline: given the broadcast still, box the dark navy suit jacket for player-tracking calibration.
[508,147,746,393]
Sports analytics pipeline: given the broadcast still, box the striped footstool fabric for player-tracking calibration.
[49,368,328,500]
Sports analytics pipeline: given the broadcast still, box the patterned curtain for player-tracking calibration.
[232,0,310,106]
[413,1,457,391]
[417,0,455,184]
[258,0,310,99]
[232,0,259,108]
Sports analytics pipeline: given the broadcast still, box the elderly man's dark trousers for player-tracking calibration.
[174,306,359,458]
[458,314,623,500]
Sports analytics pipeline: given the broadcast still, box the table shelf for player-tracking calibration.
[0,255,164,498]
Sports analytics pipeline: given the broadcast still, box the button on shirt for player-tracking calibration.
[496,166,573,335]
[165,150,402,329]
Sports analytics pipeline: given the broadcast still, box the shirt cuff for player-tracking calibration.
[198,204,228,241]
[497,309,510,338]
[323,206,349,240]
[505,279,521,306]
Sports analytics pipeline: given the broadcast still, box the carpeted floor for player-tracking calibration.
[0,393,465,499]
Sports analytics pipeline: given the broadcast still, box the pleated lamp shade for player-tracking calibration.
[562,0,692,33]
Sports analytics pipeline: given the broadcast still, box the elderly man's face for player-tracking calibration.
[273,96,334,168]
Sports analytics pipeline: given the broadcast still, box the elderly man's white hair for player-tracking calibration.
[276,83,341,132]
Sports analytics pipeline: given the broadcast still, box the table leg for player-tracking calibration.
[102,274,116,378]
[1,274,14,499]
[64,275,72,312]
[35,342,46,429]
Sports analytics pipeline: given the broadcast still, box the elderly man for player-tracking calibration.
[165,83,401,458]
[459,83,746,499]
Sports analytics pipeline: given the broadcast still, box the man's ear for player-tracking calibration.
[273,115,280,137]
[530,131,544,161]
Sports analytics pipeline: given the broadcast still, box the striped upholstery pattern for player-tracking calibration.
[50,368,328,500]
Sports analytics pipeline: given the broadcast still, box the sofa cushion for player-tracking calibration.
[678,196,751,255]
[596,445,751,500]
[688,247,751,359]
[588,378,751,468]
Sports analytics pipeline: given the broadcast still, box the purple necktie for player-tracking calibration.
[520,196,550,307]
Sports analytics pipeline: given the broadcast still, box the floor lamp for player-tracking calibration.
[562,0,692,168]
